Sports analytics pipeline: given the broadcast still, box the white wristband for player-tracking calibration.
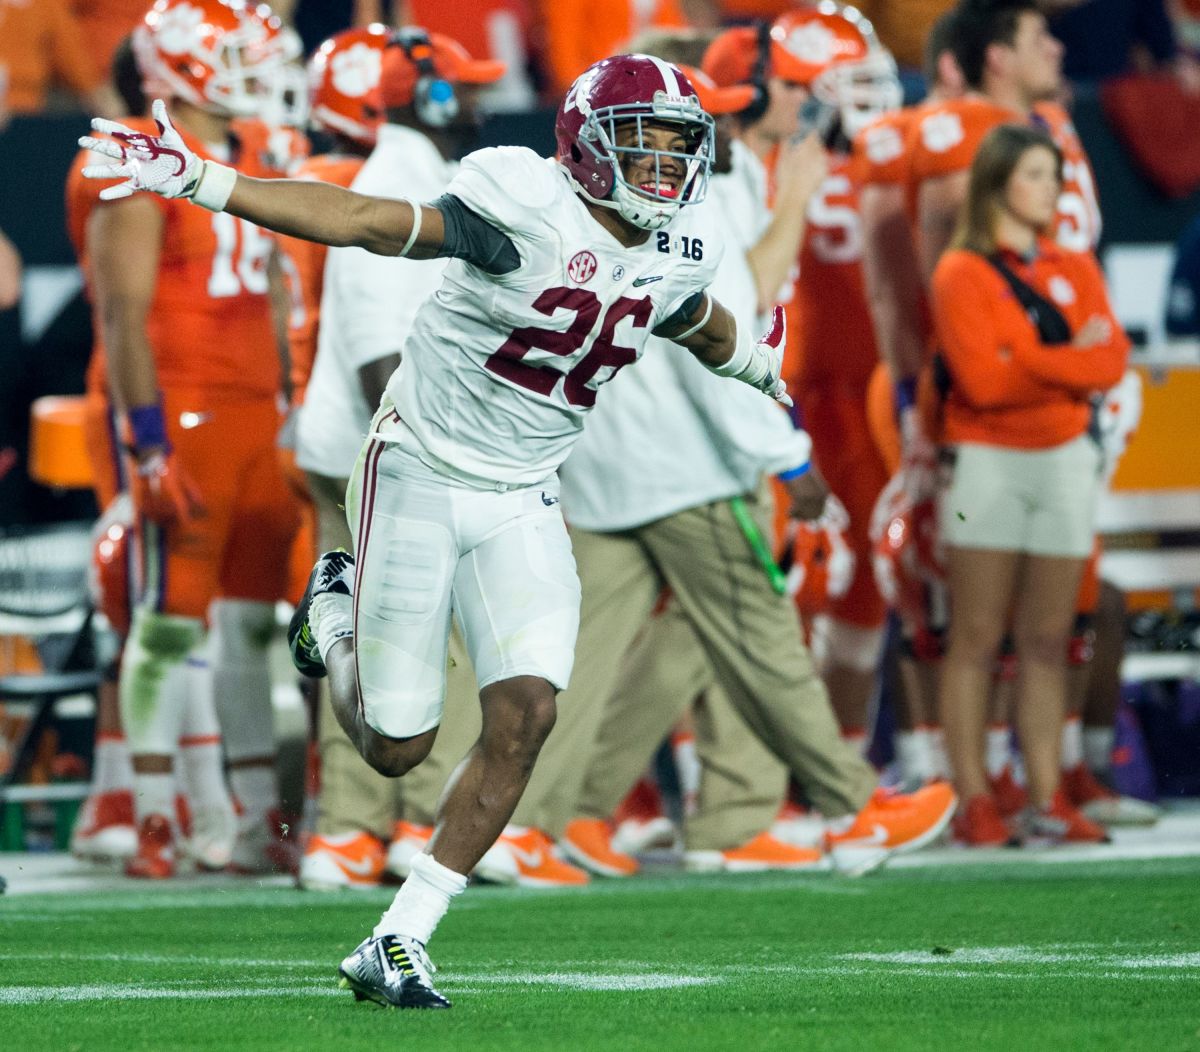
[191,160,237,212]
[672,294,713,341]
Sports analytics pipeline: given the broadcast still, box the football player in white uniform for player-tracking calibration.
[81,54,791,1009]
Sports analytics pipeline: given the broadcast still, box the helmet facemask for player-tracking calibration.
[813,50,902,139]
[573,94,714,231]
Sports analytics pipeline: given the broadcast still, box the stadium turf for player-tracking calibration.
[1,857,1198,1051]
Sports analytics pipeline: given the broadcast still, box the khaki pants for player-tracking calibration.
[516,487,876,848]
[308,471,480,839]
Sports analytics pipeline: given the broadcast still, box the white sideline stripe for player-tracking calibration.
[838,946,1200,971]
[0,984,343,1006]
[460,971,715,991]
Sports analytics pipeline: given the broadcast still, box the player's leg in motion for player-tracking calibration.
[289,433,575,1008]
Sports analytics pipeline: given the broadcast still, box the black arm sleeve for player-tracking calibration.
[658,290,706,331]
[430,193,521,276]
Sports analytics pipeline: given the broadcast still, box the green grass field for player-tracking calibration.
[2,856,1199,1051]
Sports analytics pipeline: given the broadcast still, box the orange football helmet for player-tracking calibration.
[770,2,901,137]
[307,25,390,146]
[871,475,947,634]
[90,496,135,637]
[781,495,856,615]
[134,0,299,119]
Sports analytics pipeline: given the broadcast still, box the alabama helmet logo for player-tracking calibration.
[567,250,598,284]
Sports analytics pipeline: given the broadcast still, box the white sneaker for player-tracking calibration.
[185,801,238,871]
[385,821,432,880]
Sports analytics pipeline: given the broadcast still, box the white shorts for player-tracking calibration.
[344,410,581,739]
[939,434,1102,559]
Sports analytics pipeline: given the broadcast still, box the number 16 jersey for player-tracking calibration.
[386,146,722,487]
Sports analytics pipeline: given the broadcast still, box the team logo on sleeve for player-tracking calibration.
[567,250,598,285]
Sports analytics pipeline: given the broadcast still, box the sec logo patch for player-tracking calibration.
[567,250,598,284]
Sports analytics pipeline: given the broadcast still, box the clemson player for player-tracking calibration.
[854,10,965,788]
[772,4,903,747]
[69,0,302,878]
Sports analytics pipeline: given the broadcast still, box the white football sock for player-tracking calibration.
[1060,715,1084,770]
[1084,726,1116,775]
[133,771,175,825]
[179,657,233,815]
[985,725,1011,778]
[93,733,134,794]
[895,729,934,786]
[929,725,949,780]
[230,765,277,823]
[671,733,700,817]
[374,851,467,944]
[311,592,354,663]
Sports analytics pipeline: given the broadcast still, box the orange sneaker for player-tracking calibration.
[1061,763,1160,827]
[560,818,639,877]
[988,766,1028,818]
[685,831,826,873]
[125,814,176,879]
[70,789,136,861]
[385,821,433,880]
[826,783,958,874]
[299,832,385,890]
[474,826,590,887]
[1016,789,1110,844]
[952,793,1012,847]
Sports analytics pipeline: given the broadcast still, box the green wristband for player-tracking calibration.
[729,496,788,597]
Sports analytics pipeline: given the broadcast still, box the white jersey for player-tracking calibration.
[297,126,453,478]
[561,142,811,531]
[384,146,722,486]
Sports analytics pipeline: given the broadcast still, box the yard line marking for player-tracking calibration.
[0,984,343,1006]
[454,971,717,991]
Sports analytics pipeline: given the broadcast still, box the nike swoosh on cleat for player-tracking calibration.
[504,844,545,871]
[632,275,664,286]
[335,854,380,876]
[540,492,559,506]
[838,823,889,847]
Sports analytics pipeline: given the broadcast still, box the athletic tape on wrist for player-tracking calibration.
[191,160,237,212]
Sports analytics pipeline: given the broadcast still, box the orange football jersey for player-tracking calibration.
[786,153,879,388]
[275,153,366,405]
[66,117,280,400]
[908,95,1101,252]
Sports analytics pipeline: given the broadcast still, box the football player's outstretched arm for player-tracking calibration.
[79,100,447,259]
[656,293,792,406]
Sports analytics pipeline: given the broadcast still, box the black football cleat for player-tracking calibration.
[287,548,355,678]
[338,934,451,1009]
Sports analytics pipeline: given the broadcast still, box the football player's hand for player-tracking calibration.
[1072,315,1112,350]
[782,466,829,522]
[79,99,203,202]
[755,306,793,407]
[132,449,205,526]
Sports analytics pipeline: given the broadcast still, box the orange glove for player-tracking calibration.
[132,449,204,526]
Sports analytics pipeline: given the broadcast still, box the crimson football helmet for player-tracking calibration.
[307,25,389,145]
[134,0,300,119]
[556,54,714,231]
[780,495,856,615]
[770,3,901,138]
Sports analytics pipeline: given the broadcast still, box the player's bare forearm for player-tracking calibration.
[87,198,164,419]
[660,294,738,367]
[918,171,968,285]
[224,174,446,258]
[862,185,926,381]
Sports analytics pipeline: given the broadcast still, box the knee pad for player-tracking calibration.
[120,611,205,754]
[809,616,885,673]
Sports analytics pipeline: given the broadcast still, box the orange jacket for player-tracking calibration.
[931,241,1130,449]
